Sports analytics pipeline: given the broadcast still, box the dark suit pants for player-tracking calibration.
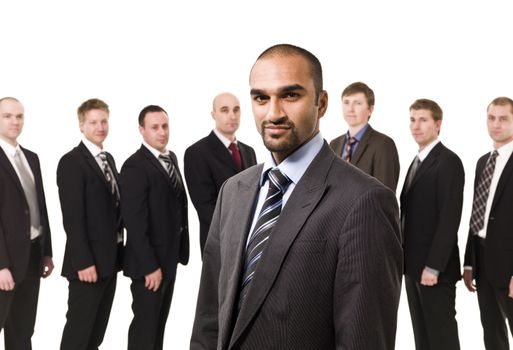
[0,240,41,350]
[128,277,176,350]
[60,273,117,350]
[476,241,513,350]
[405,275,460,350]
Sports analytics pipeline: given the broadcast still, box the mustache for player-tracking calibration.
[261,116,294,128]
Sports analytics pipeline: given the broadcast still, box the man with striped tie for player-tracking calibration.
[57,98,123,350]
[463,97,513,350]
[120,105,189,350]
[191,44,402,350]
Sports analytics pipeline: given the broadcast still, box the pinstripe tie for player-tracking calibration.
[159,154,184,196]
[239,168,291,310]
[98,152,120,205]
[469,150,498,235]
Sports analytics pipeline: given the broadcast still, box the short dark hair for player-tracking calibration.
[409,99,443,121]
[254,43,323,100]
[77,98,109,123]
[138,105,168,126]
[342,82,375,107]
[488,96,513,114]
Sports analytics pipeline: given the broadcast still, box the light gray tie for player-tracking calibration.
[405,156,421,191]
[14,149,41,229]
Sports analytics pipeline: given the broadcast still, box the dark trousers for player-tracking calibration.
[60,273,117,350]
[127,277,176,350]
[0,241,41,350]
[476,241,513,350]
[405,275,460,350]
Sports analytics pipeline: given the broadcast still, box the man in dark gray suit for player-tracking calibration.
[191,44,402,349]
[330,82,400,192]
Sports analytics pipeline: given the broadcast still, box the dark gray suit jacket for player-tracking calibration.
[330,125,400,192]
[191,142,402,349]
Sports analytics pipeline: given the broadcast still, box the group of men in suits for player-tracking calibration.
[0,97,188,350]
[56,100,189,350]
[2,46,513,350]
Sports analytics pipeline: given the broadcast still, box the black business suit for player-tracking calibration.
[120,144,189,350]
[191,141,402,349]
[464,147,513,350]
[184,131,256,253]
[0,145,52,350]
[400,142,464,350]
[57,141,123,350]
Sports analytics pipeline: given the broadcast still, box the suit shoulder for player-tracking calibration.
[20,146,39,160]
[370,128,395,142]
[58,147,82,164]
[329,134,344,147]
[438,144,463,164]
[237,140,255,152]
[122,149,145,168]
[185,135,211,153]
[329,156,391,194]
[222,163,262,188]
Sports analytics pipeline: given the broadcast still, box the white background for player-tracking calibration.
[1,0,513,348]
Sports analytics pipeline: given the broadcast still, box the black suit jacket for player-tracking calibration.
[0,146,52,282]
[400,142,464,283]
[120,145,189,281]
[191,142,402,349]
[330,125,400,192]
[464,150,513,287]
[57,141,122,279]
[184,131,256,252]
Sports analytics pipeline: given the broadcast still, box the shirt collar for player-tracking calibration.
[495,138,513,158]
[347,123,369,142]
[213,128,236,148]
[260,132,324,186]
[142,140,169,159]
[82,136,104,157]
[0,137,20,157]
[417,139,440,162]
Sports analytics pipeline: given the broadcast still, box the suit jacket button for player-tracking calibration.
[489,216,495,221]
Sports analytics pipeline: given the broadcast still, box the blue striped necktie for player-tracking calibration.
[238,168,291,310]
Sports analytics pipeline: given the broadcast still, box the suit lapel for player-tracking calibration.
[140,145,173,184]
[491,151,513,210]
[78,142,111,193]
[336,134,347,157]
[407,142,443,193]
[217,166,262,349]
[0,146,25,198]
[351,125,373,165]
[229,144,333,348]
[238,143,252,170]
[208,131,238,172]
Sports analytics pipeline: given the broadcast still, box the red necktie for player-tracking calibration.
[229,142,242,170]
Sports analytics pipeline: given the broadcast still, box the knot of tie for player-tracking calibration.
[228,142,242,170]
[267,168,291,194]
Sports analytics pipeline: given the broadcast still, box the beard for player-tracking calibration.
[260,118,300,154]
